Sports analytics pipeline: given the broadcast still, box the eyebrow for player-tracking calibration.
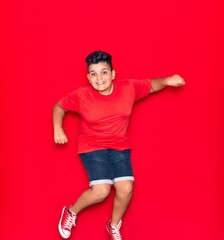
[89,67,109,73]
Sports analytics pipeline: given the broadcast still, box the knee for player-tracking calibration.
[115,181,133,199]
[92,185,111,202]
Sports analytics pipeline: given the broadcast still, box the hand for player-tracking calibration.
[166,74,185,87]
[54,127,68,144]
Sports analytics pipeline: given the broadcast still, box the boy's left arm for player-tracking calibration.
[150,74,185,92]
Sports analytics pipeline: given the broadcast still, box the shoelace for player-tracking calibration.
[111,221,122,240]
[64,213,76,230]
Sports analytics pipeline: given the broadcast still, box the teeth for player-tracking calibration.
[97,81,105,85]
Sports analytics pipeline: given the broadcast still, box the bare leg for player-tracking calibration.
[69,184,111,215]
[111,180,133,227]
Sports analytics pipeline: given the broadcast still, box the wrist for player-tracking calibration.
[54,125,63,131]
[163,77,170,86]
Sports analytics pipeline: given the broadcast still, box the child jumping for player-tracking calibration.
[53,50,185,239]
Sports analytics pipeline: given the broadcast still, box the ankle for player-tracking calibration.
[68,206,77,216]
[110,219,122,228]
[110,222,117,228]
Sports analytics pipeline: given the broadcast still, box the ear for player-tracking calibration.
[112,70,116,80]
[87,74,91,82]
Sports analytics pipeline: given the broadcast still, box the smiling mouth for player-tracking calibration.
[96,81,106,85]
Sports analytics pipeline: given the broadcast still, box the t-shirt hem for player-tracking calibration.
[77,146,132,154]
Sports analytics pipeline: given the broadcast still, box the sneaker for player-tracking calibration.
[106,220,123,240]
[58,206,76,239]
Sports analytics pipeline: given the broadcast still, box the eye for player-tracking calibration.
[90,72,96,76]
[102,71,108,75]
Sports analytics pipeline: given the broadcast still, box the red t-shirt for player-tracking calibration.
[59,79,151,153]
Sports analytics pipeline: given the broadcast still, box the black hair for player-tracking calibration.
[85,50,113,71]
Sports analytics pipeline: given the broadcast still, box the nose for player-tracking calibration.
[97,74,102,80]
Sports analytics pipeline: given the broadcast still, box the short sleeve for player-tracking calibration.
[129,79,152,101]
[58,89,80,112]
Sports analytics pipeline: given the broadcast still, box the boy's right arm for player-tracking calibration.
[53,103,68,144]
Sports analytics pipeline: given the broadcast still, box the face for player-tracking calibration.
[87,62,115,95]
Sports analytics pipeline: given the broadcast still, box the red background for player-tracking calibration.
[1,0,224,239]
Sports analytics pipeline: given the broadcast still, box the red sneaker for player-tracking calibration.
[106,220,123,240]
[58,206,76,239]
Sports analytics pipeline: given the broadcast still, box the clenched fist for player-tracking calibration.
[166,74,185,87]
[54,127,68,144]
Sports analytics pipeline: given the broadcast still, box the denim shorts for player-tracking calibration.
[79,149,134,186]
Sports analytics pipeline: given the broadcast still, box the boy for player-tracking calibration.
[53,50,185,239]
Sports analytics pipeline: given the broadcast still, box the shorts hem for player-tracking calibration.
[90,179,113,187]
[89,177,134,186]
